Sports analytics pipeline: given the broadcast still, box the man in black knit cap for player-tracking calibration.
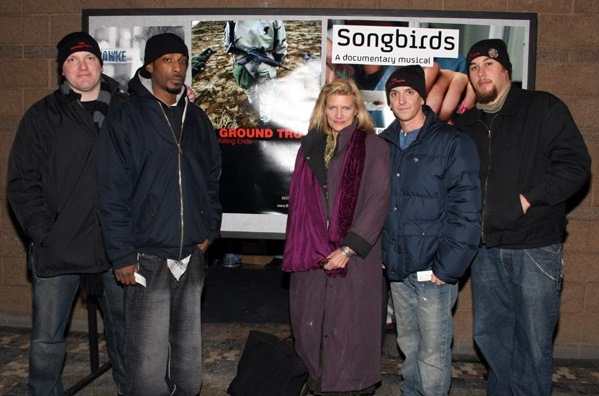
[7,31,127,395]
[455,38,591,396]
[97,32,222,395]
[380,65,481,396]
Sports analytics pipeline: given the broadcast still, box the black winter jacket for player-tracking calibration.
[455,84,591,248]
[97,70,222,269]
[380,106,481,284]
[7,75,127,277]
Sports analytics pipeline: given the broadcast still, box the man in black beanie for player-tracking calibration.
[142,32,189,69]
[7,31,127,395]
[455,38,591,396]
[56,31,103,67]
[97,32,222,395]
[379,65,481,396]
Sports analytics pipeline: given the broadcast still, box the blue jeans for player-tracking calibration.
[28,253,125,395]
[472,244,563,396]
[102,267,127,394]
[124,250,204,396]
[390,273,458,396]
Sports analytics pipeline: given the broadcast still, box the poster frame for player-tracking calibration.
[83,8,538,239]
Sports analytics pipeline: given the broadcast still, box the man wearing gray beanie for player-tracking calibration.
[455,38,591,396]
[97,32,222,395]
[380,65,481,396]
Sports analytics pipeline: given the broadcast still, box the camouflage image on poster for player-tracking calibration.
[190,19,322,215]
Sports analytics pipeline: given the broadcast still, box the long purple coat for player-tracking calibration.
[287,125,391,392]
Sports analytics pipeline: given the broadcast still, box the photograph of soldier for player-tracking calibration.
[191,19,321,130]
[190,19,322,215]
[223,20,288,126]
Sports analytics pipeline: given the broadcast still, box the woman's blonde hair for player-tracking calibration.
[308,79,375,135]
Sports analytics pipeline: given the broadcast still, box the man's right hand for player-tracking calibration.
[114,264,137,285]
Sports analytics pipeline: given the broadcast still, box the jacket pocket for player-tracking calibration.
[186,194,210,242]
[136,193,159,232]
[30,240,60,277]
[402,222,442,272]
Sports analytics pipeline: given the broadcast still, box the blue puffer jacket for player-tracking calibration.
[380,106,481,284]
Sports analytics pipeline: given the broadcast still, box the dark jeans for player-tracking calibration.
[124,250,205,395]
[472,244,563,396]
[29,255,125,395]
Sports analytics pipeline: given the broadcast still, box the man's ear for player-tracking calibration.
[145,63,153,75]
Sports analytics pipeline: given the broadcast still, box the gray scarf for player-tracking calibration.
[476,84,511,114]
[60,76,113,131]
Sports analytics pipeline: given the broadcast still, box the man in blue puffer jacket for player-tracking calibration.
[380,65,481,396]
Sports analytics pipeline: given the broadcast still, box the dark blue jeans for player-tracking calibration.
[124,250,204,396]
[390,273,458,396]
[472,244,563,396]
[28,254,125,395]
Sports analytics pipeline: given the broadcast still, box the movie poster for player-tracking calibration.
[190,19,322,215]
[85,10,535,237]
[325,18,529,129]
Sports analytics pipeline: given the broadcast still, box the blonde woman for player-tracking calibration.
[283,79,390,395]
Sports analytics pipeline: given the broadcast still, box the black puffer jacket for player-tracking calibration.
[455,84,591,248]
[97,70,222,269]
[7,75,127,276]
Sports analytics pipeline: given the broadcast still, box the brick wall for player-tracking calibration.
[1,0,598,358]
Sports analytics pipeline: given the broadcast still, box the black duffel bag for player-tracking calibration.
[227,330,308,396]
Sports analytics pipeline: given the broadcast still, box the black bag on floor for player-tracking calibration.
[227,330,308,396]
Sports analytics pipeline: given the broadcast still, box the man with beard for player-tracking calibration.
[455,39,591,396]
[97,32,222,395]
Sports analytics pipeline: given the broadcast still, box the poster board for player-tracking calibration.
[84,9,537,238]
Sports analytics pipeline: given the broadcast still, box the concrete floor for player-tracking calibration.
[2,322,599,395]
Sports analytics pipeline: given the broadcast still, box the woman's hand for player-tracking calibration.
[323,247,353,271]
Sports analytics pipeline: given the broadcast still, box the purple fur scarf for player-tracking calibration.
[283,127,366,277]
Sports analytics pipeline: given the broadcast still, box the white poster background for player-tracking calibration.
[331,25,459,67]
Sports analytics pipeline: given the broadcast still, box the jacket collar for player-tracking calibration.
[128,67,187,107]
[380,105,435,148]
[300,119,359,187]
[458,83,522,125]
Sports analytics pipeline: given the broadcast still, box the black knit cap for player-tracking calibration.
[143,33,188,66]
[56,32,103,66]
[466,39,512,77]
[385,65,426,104]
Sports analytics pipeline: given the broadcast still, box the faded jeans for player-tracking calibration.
[472,244,563,396]
[124,249,204,396]
[28,253,125,395]
[390,273,458,396]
